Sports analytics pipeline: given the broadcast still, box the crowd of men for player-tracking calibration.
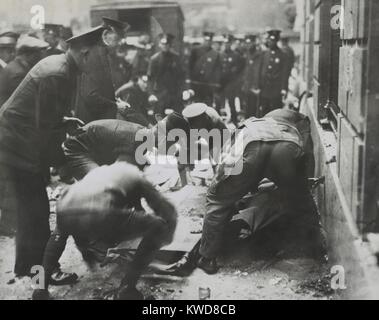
[0,18,325,301]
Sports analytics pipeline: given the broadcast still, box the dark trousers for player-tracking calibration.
[258,95,283,118]
[0,165,51,276]
[199,141,322,259]
[243,92,259,119]
[193,84,215,107]
[42,208,170,288]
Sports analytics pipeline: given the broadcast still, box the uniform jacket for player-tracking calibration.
[75,45,117,124]
[0,54,78,173]
[220,48,245,92]
[148,50,184,94]
[256,47,289,98]
[241,49,262,93]
[0,56,32,106]
[189,45,222,87]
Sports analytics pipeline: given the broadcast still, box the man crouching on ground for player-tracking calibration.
[32,162,177,300]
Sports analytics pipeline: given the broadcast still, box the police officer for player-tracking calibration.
[74,17,130,124]
[241,34,262,118]
[253,30,289,117]
[220,34,246,124]
[148,33,185,117]
[189,32,222,107]
[0,25,108,279]
[0,36,49,106]
[0,31,19,71]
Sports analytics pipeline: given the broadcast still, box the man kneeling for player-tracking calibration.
[33,162,177,300]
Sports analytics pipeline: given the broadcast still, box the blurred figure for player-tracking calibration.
[0,31,19,71]
[241,34,262,118]
[189,32,222,107]
[253,29,289,117]
[131,33,153,79]
[116,74,154,127]
[0,36,49,106]
[219,34,246,125]
[148,33,185,117]
[43,24,64,57]
[280,35,296,86]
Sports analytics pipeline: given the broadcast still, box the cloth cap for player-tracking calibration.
[0,31,19,47]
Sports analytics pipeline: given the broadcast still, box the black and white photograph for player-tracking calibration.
[0,0,379,304]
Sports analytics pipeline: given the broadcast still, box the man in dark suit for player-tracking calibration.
[253,30,289,117]
[189,32,222,107]
[0,36,49,106]
[148,34,185,117]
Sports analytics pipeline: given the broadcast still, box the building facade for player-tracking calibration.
[296,0,379,299]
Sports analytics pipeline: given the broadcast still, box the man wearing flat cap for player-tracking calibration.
[74,17,130,124]
[148,33,185,117]
[0,36,49,107]
[0,31,19,71]
[0,25,111,282]
[253,29,289,117]
[189,32,222,107]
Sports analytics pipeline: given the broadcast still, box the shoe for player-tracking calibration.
[197,257,219,275]
[155,254,196,277]
[117,286,144,300]
[49,270,78,286]
[32,289,50,300]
